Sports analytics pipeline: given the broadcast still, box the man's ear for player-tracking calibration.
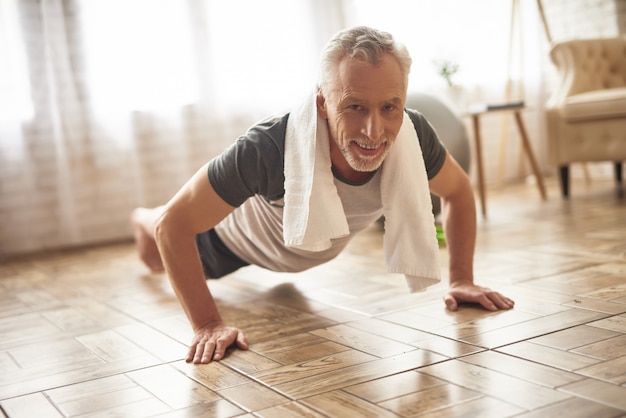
[316,90,328,119]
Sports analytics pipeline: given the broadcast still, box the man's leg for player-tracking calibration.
[131,206,166,273]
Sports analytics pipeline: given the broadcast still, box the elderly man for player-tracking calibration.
[131,26,514,364]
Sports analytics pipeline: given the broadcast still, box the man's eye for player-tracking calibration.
[349,104,363,111]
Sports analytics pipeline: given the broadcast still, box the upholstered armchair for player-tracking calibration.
[546,36,626,197]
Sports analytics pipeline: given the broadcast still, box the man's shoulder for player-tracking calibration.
[245,113,290,146]
[208,112,289,206]
[223,112,290,164]
[404,108,429,131]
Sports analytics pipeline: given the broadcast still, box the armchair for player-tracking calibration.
[546,37,626,197]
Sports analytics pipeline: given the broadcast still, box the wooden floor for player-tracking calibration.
[1,176,625,417]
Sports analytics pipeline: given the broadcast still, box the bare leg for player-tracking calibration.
[131,206,166,273]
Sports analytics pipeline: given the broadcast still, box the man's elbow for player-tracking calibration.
[153,209,186,248]
[440,177,475,210]
[439,174,472,202]
[153,211,168,248]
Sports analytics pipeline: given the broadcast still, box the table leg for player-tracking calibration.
[472,114,487,218]
[513,111,547,200]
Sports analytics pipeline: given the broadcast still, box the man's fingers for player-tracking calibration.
[445,288,515,312]
[492,293,515,310]
[236,331,249,350]
[212,338,229,361]
[477,294,498,311]
[443,294,458,311]
[187,338,206,363]
[186,344,196,363]
[200,340,217,363]
[479,290,512,311]
[476,291,514,311]
[186,325,248,364]
[193,344,206,364]
[186,339,216,364]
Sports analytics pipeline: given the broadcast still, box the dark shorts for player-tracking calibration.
[195,229,249,278]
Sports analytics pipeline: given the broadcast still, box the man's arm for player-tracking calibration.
[428,152,514,311]
[155,163,248,363]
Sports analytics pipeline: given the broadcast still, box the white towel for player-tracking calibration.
[283,95,441,292]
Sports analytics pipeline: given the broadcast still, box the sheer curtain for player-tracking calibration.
[0,0,340,256]
[0,0,547,256]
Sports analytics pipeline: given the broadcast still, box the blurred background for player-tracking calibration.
[1,0,624,256]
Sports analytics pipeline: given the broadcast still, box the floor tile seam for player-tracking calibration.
[488,312,623,355]
[335,320,455,349]
[486,339,620,383]
[0,390,66,418]
[511,260,614,285]
[238,348,457,402]
[286,355,460,412]
[467,308,616,345]
[0,356,188,405]
[456,346,586,384]
[555,382,626,412]
[425,356,591,413]
[414,356,547,412]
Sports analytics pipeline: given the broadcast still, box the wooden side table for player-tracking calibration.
[468,104,547,218]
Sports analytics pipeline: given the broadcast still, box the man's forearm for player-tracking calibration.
[155,222,222,330]
[440,186,477,286]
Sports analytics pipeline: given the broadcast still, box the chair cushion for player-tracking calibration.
[562,87,626,121]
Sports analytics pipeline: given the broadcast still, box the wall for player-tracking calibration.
[543,0,623,41]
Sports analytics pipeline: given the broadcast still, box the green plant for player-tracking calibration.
[433,59,460,87]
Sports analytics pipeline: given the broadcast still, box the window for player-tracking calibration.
[80,0,198,113]
[0,0,33,124]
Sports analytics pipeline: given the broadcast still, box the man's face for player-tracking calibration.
[317,52,406,182]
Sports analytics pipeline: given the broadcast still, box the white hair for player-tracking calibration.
[318,26,412,93]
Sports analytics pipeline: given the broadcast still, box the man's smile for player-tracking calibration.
[354,141,383,150]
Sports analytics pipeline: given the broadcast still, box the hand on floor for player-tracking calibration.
[187,321,248,364]
[444,283,514,312]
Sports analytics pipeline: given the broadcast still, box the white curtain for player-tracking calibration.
[0,0,547,256]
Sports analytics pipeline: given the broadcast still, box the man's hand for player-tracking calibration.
[444,282,514,312]
[186,321,248,364]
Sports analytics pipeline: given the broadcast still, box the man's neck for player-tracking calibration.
[331,165,377,185]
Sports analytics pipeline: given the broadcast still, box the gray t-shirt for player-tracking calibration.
[206,109,447,273]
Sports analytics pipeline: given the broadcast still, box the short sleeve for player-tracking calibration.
[208,115,288,207]
[406,109,447,179]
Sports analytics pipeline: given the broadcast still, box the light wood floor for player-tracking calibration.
[1,176,625,417]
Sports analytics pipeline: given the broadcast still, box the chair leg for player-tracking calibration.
[615,162,623,184]
[559,165,570,198]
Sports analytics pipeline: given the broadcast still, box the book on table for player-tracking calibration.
[468,101,525,113]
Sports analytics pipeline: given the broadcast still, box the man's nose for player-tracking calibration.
[362,111,384,140]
